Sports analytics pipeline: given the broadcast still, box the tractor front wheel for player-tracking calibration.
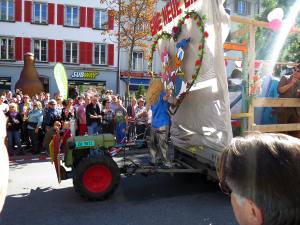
[73,155,120,200]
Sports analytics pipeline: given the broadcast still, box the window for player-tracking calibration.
[65,41,78,63]
[0,37,14,60]
[32,2,47,24]
[0,0,14,21]
[94,43,106,65]
[64,5,79,27]
[33,39,47,62]
[94,9,108,29]
[237,0,247,15]
[132,52,143,71]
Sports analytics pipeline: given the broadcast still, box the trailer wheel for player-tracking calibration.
[73,155,120,200]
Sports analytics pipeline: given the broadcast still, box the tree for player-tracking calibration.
[255,0,300,62]
[135,85,146,99]
[101,0,157,97]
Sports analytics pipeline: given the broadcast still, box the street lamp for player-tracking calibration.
[116,0,121,95]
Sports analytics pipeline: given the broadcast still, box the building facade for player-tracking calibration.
[0,0,118,97]
[225,0,261,17]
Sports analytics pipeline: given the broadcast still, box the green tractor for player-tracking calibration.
[53,133,121,200]
[52,131,215,201]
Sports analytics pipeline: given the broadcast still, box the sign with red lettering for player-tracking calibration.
[150,0,201,36]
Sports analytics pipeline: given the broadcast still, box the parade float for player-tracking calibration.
[50,0,231,201]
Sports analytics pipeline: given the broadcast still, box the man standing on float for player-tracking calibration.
[147,79,172,168]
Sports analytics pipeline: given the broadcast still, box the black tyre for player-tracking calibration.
[73,155,120,200]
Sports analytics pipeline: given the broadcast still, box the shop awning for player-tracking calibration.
[121,77,151,91]
[121,78,150,86]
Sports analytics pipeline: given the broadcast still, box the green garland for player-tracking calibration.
[147,11,207,114]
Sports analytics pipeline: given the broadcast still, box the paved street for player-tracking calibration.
[0,159,237,225]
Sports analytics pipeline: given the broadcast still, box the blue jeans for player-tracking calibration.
[7,130,22,153]
[87,122,102,135]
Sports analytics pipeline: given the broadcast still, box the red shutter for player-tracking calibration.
[15,0,22,22]
[23,38,31,54]
[48,39,55,62]
[86,42,93,65]
[79,42,86,64]
[108,10,114,30]
[57,4,64,25]
[24,1,32,23]
[56,40,63,62]
[107,44,114,66]
[48,3,55,24]
[80,7,86,27]
[87,7,94,28]
[15,37,23,61]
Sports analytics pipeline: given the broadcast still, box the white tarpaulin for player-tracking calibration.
[155,0,232,156]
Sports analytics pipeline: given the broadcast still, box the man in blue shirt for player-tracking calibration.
[149,89,172,168]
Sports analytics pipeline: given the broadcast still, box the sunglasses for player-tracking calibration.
[219,181,232,196]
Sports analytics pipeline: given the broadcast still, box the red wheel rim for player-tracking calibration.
[83,165,112,193]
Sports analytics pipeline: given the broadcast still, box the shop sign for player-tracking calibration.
[150,0,202,35]
[71,71,99,79]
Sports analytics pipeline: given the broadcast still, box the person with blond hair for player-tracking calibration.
[27,101,43,154]
[6,103,23,155]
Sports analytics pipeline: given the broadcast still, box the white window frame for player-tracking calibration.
[64,5,79,27]
[132,51,144,71]
[0,0,14,21]
[0,36,14,60]
[254,2,260,15]
[93,43,107,65]
[64,41,79,64]
[94,9,108,30]
[32,2,48,24]
[33,39,48,62]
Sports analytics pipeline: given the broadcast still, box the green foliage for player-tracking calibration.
[135,85,146,98]
[255,0,300,62]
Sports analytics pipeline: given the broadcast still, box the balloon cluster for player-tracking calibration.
[267,8,284,32]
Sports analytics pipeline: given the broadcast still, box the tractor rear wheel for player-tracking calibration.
[73,155,120,200]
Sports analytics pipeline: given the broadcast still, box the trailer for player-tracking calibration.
[51,0,232,200]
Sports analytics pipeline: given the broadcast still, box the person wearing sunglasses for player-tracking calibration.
[27,101,43,154]
[217,133,300,225]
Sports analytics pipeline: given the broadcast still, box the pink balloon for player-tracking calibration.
[268,19,282,32]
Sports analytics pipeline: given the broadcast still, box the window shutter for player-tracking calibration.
[48,39,55,62]
[23,38,31,54]
[24,1,32,23]
[15,0,22,22]
[79,42,86,64]
[56,40,63,62]
[86,42,93,64]
[108,10,114,30]
[48,3,55,24]
[57,4,64,25]
[107,44,114,66]
[15,37,23,60]
[87,7,94,28]
[80,7,86,27]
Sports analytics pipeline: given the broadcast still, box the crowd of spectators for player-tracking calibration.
[1,89,149,156]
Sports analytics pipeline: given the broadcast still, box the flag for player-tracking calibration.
[54,63,68,100]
